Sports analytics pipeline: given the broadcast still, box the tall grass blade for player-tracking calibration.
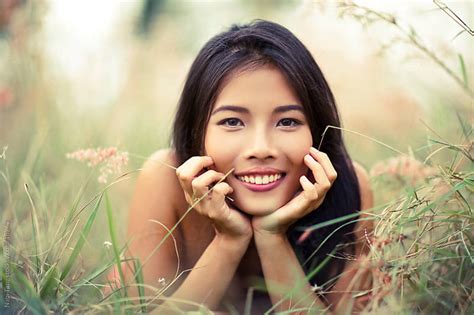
[458,53,468,87]
[11,267,47,315]
[39,263,59,299]
[58,248,131,304]
[105,192,128,298]
[60,193,103,282]
[24,183,42,283]
[132,258,147,314]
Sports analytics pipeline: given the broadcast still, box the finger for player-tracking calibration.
[297,176,323,217]
[268,188,309,227]
[205,182,233,220]
[304,154,331,193]
[192,170,226,197]
[210,182,234,203]
[176,156,214,192]
[309,147,338,183]
[300,175,318,201]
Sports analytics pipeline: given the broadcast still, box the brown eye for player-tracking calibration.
[219,118,244,127]
[278,118,301,127]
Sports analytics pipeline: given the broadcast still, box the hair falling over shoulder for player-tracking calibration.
[170,19,361,288]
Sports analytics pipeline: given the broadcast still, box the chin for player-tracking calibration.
[242,207,275,216]
[232,199,282,216]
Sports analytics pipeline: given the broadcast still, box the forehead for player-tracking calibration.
[213,65,302,111]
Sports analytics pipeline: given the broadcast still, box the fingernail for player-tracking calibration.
[310,147,318,153]
[300,175,311,184]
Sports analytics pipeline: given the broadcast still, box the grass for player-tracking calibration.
[0,2,472,314]
[0,115,471,314]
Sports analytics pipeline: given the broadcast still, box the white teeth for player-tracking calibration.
[237,174,283,185]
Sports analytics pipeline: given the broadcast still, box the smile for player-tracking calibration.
[235,173,286,192]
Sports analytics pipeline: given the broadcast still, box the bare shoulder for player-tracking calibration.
[144,148,179,175]
[126,148,185,239]
[119,148,187,297]
[140,148,184,209]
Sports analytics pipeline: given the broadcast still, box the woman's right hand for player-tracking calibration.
[176,156,253,241]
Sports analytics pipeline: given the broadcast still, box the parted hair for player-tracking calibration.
[171,19,361,288]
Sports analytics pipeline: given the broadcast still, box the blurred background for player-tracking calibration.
[0,0,472,289]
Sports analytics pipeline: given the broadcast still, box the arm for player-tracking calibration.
[153,234,251,313]
[104,149,251,313]
[253,161,375,315]
[254,232,329,314]
[249,147,337,314]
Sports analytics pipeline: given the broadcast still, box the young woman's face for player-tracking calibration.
[204,65,313,216]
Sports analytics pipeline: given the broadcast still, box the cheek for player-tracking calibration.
[204,127,241,170]
[280,128,313,165]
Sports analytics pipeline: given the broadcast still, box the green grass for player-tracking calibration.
[0,106,471,314]
[0,3,472,314]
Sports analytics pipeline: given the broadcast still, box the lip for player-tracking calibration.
[234,167,286,176]
[234,173,286,192]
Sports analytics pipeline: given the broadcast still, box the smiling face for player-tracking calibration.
[204,65,313,216]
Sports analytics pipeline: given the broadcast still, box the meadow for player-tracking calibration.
[0,1,472,314]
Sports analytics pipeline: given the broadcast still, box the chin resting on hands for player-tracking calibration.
[251,147,338,236]
[176,155,253,241]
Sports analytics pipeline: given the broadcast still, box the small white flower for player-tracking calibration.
[103,241,112,249]
[311,284,321,292]
[0,146,7,159]
[158,277,167,287]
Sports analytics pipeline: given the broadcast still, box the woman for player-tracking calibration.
[107,19,374,314]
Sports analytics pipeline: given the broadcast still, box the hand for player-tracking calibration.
[252,147,338,236]
[176,156,253,241]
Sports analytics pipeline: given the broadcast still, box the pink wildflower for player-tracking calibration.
[66,147,129,183]
[369,154,438,185]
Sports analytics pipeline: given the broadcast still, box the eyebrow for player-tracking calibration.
[211,104,304,115]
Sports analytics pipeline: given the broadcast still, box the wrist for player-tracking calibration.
[254,230,288,245]
[251,216,290,237]
[214,232,252,251]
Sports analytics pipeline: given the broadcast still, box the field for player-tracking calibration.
[0,1,472,314]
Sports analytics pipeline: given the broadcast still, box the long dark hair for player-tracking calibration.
[171,19,361,289]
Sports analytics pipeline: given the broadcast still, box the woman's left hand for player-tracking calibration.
[252,147,338,237]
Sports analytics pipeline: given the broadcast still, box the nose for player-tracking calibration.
[243,128,278,160]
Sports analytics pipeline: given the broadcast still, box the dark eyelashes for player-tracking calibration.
[217,118,303,127]
[218,118,243,127]
[279,118,303,127]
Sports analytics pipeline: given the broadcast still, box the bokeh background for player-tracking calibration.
[0,0,472,312]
